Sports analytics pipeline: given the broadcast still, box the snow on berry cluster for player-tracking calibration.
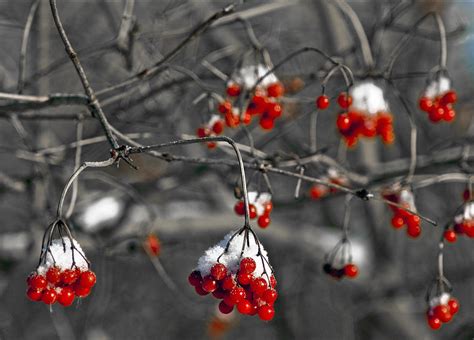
[309,168,347,200]
[383,187,422,238]
[446,199,474,242]
[426,292,460,330]
[317,82,394,147]
[322,240,358,280]
[188,231,277,321]
[26,237,96,306]
[217,64,284,131]
[419,76,457,123]
[196,114,225,149]
[234,192,273,228]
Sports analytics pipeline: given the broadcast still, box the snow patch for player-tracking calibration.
[229,64,278,90]
[350,82,389,115]
[37,237,88,275]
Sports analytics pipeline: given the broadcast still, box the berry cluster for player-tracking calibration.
[426,293,460,330]
[26,237,96,306]
[234,191,273,228]
[322,239,358,280]
[446,200,474,241]
[419,77,457,123]
[309,169,347,200]
[196,114,225,149]
[383,188,422,238]
[189,230,276,321]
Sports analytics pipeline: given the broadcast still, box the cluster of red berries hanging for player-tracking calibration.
[196,115,225,149]
[26,236,96,306]
[309,169,348,200]
[426,291,460,330]
[419,76,457,123]
[234,191,273,228]
[322,239,358,280]
[217,64,284,131]
[317,82,394,147]
[383,187,422,238]
[188,230,277,321]
[444,194,474,242]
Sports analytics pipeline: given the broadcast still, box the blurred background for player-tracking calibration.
[0,0,474,339]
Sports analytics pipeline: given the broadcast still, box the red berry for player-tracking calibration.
[237,299,252,314]
[226,83,241,97]
[218,300,234,314]
[316,95,330,110]
[427,315,442,330]
[419,97,432,111]
[264,202,273,214]
[224,112,239,128]
[238,272,253,285]
[434,305,452,323]
[212,120,224,135]
[241,112,252,125]
[344,264,358,278]
[79,271,96,288]
[337,93,352,109]
[222,276,236,291]
[250,93,268,113]
[259,118,275,130]
[444,230,457,243]
[74,284,91,298]
[337,113,351,132]
[210,263,227,281]
[441,90,457,105]
[406,214,420,229]
[249,204,258,219]
[310,185,326,200]
[234,201,245,215]
[229,287,246,304]
[30,275,47,290]
[267,82,284,98]
[250,277,268,295]
[258,305,275,321]
[270,275,277,288]
[202,275,217,293]
[61,269,79,285]
[262,288,278,305]
[443,108,456,122]
[218,101,232,114]
[26,288,43,301]
[41,289,57,305]
[46,267,61,284]
[407,224,421,238]
[58,287,75,307]
[257,215,271,228]
[267,102,282,118]
[448,298,459,314]
[188,270,202,287]
[429,105,444,122]
[240,257,256,274]
[391,216,405,229]
[195,285,209,296]
[196,127,209,138]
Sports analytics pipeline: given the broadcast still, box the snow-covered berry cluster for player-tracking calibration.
[188,231,277,321]
[419,76,457,123]
[426,292,460,330]
[331,83,394,147]
[322,239,358,280]
[309,168,347,200]
[218,64,284,131]
[234,191,273,228]
[383,187,422,238]
[26,237,96,306]
[196,115,225,149]
[447,200,474,241]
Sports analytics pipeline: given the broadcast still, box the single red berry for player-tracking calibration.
[434,305,452,323]
[237,299,252,314]
[270,275,277,288]
[337,113,351,132]
[267,82,284,98]
[224,112,239,128]
[427,315,442,330]
[202,275,217,293]
[26,288,43,301]
[441,90,457,105]
[249,204,258,219]
[221,276,235,292]
[241,112,252,125]
[391,216,405,229]
[444,230,457,243]
[212,120,224,135]
[218,300,234,314]
[337,92,352,109]
[196,127,209,138]
[316,95,330,110]
[46,267,61,285]
[210,263,227,281]
[264,201,273,214]
[30,275,47,290]
[58,287,75,307]
[146,234,161,256]
[229,287,246,304]
[238,272,253,285]
[262,288,278,305]
[406,214,420,228]
[74,284,91,298]
[419,97,432,111]
[448,298,459,314]
[207,141,217,149]
[226,83,241,97]
[250,277,268,296]
[407,224,421,238]
[429,105,444,122]
[259,117,275,130]
[443,108,456,122]
[240,257,256,274]
[250,93,268,113]
[79,271,96,288]
[257,215,271,228]
[344,264,358,278]
[194,285,209,296]
[61,269,79,285]
[218,101,232,114]
[234,201,245,215]
[310,185,326,200]
[188,270,202,287]
[41,289,57,305]
[258,305,275,321]
[267,102,282,119]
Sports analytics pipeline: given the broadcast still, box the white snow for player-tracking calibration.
[424,76,451,98]
[399,189,416,211]
[37,237,88,275]
[196,230,272,284]
[429,292,451,308]
[350,82,389,115]
[456,201,474,222]
[248,191,272,216]
[78,196,122,232]
[207,114,221,127]
[229,64,278,90]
